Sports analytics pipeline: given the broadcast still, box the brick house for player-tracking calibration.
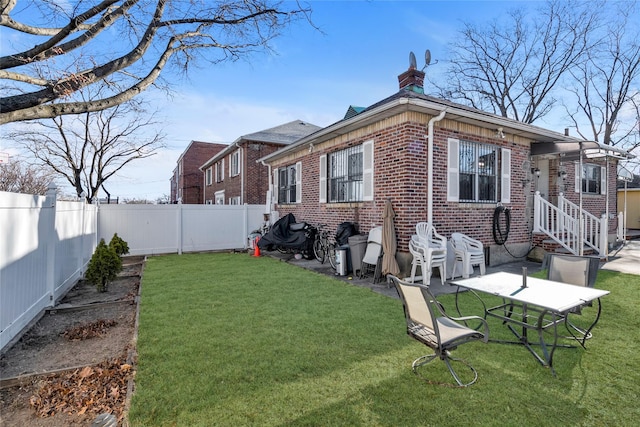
[200,120,321,205]
[259,64,633,275]
[170,141,226,204]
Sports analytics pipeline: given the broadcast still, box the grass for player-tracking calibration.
[129,252,640,426]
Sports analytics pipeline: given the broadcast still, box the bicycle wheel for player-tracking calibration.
[327,244,337,270]
[313,238,326,263]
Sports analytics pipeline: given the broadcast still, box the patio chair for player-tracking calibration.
[450,233,486,279]
[359,226,383,282]
[546,254,600,342]
[389,275,489,387]
[408,236,447,286]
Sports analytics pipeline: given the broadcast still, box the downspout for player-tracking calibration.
[260,159,273,215]
[427,109,447,224]
[234,142,244,204]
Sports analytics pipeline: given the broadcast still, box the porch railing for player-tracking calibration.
[533,192,607,257]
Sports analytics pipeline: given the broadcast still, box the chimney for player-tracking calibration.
[398,67,425,94]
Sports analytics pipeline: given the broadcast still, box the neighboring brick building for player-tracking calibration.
[170,141,226,204]
[258,62,633,275]
[200,120,321,205]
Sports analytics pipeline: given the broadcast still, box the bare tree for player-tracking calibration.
[0,158,56,194]
[0,0,311,124]
[10,97,164,203]
[563,1,640,154]
[435,0,597,124]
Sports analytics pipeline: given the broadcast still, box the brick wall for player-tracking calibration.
[175,142,225,204]
[269,111,534,270]
[203,141,283,204]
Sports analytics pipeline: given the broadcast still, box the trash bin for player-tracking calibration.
[348,234,368,275]
[335,244,351,276]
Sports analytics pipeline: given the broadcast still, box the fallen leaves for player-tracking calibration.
[62,319,118,341]
[29,356,133,422]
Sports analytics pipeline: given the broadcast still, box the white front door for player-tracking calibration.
[536,159,550,199]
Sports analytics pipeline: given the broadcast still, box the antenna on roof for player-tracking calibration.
[422,49,438,71]
[409,51,417,69]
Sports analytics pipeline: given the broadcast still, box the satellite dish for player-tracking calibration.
[425,49,431,66]
[409,51,417,69]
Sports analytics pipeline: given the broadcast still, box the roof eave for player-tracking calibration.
[258,97,574,164]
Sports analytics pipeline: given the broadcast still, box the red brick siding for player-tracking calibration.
[203,142,282,204]
[173,142,225,204]
[271,115,532,256]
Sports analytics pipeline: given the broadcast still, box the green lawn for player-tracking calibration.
[128,253,640,426]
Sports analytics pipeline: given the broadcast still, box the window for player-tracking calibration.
[329,145,363,202]
[448,138,510,203]
[229,196,241,205]
[576,163,606,195]
[230,151,240,177]
[215,190,225,205]
[278,166,296,203]
[319,141,373,203]
[205,167,212,185]
[215,159,224,182]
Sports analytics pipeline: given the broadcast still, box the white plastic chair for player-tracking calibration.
[450,233,486,279]
[408,235,447,286]
[360,227,383,282]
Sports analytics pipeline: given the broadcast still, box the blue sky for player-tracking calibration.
[134,0,538,201]
[5,1,634,200]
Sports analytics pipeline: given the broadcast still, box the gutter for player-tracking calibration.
[260,159,273,215]
[427,109,447,224]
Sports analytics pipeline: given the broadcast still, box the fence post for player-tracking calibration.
[600,213,608,259]
[44,183,57,306]
[533,191,540,232]
[177,200,183,255]
[617,212,625,242]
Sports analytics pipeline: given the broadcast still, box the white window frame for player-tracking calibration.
[575,163,606,195]
[322,143,372,203]
[447,138,510,203]
[277,162,302,204]
[215,190,225,205]
[230,150,241,177]
[215,159,224,182]
[205,167,213,186]
[229,196,241,205]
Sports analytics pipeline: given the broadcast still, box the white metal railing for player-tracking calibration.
[533,192,607,257]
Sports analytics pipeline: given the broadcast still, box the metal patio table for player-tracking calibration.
[450,271,609,375]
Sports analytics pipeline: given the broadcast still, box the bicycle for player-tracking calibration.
[313,224,337,270]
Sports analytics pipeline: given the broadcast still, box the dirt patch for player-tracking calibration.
[0,256,144,426]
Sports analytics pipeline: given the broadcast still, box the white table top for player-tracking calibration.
[451,272,610,313]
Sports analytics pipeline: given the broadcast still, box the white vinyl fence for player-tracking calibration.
[1,188,267,352]
[97,203,266,255]
[0,186,97,351]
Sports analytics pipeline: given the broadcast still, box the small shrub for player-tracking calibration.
[85,239,122,292]
[109,233,130,257]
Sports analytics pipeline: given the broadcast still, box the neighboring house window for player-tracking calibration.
[215,190,225,205]
[229,196,241,205]
[215,159,224,182]
[276,162,301,204]
[575,163,606,195]
[447,138,510,203]
[206,199,213,205]
[230,151,240,177]
[205,167,213,186]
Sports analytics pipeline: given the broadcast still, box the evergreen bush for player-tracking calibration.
[109,233,130,257]
[85,239,122,292]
